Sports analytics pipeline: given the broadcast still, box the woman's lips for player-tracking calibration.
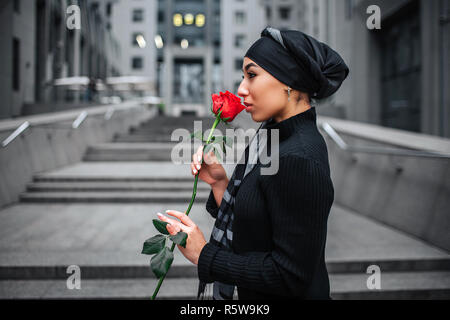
[244,103,253,112]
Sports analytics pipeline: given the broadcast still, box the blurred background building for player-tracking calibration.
[0,0,122,117]
[0,0,449,135]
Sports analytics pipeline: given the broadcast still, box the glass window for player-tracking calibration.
[234,58,242,71]
[133,9,144,22]
[279,6,290,20]
[266,7,271,20]
[235,11,246,24]
[234,81,241,95]
[13,38,20,91]
[132,57,143,69]
[132,32,144,46]
[234,34,246,48]
[14,0,20,14]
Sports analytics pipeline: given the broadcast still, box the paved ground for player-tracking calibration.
[1,114,448,299]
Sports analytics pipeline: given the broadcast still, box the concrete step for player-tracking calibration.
[329,271,450,300]
[31,162,236,182]
[26,181,210,192]
[84,154,179,162]
[19,191,210,203]
[0,278,200,300]
[114,136,191,143]
[1,272,449,299]
[114,136,188,143]
[2,258,449,280]
[1,200,448,299]
[83,142,245,162]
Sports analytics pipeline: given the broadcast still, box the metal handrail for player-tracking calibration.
[321,122,450,159]
[1,121,30,148]
[0,103,147,148]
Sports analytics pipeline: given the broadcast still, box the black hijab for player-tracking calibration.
[245,27,349,99]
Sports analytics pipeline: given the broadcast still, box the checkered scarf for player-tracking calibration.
[197,120,270,300]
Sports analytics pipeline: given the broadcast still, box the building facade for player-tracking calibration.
[111,0,158,95]
[322,0,450,138]
[0,0,122,119]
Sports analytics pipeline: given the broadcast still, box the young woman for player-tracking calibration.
[157,27,349,300]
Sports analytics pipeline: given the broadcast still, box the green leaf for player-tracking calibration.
[152,219,170,235]
[141,234,166,255]
[169,231,188,248]
[150,247,174,278]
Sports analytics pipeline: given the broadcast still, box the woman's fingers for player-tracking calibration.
[191,163,198,176]
[157,213,187,232]
[166,223,181,235]
[192,151,202,172]
[203,150,217,165]
[165,210,195,228]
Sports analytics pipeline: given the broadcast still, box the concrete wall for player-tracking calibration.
[0,103,156,208]
[318,116,450,251]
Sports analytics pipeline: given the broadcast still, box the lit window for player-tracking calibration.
[184,13,194,25]
[196,14,205,27]
[173,13,183,27]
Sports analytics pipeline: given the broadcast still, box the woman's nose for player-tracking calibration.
[237,82,248,98]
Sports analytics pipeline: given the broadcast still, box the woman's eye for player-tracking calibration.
[242,73,256,79]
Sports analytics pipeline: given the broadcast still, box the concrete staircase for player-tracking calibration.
[1,114,449,299]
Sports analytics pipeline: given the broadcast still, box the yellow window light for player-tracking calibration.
[195,14,205,27]
[173,13,183,27]
[184,13,194,25]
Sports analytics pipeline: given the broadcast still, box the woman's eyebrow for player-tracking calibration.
[242,63,258,72]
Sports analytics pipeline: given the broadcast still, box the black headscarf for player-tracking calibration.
[245,27,349,100]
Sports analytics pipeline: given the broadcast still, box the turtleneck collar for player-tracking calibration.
[262,107,317,142]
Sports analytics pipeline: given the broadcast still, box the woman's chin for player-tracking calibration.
[251,112,267,123]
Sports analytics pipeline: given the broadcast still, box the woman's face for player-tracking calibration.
[238,57,287,122]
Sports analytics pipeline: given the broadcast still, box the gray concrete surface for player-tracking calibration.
[0,103,156,208]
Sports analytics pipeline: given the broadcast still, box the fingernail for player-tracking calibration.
[193,169,197,174]
[198,155,201,162]
[157,212,163,217]
[196,165,201,170]
[165,210,170,213]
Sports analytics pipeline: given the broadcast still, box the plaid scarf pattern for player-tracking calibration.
[197,121,269,300]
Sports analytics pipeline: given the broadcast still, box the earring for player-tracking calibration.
[287,87,291,102]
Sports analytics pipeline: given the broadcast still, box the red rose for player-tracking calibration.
[211,91,246,122]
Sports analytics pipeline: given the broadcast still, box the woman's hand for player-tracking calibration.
[191,145,228,187]
[157,210,207,265]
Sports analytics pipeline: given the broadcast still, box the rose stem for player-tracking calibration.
[151,110,223,300]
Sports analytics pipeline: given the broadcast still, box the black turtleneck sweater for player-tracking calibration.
[197,107,334,300]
